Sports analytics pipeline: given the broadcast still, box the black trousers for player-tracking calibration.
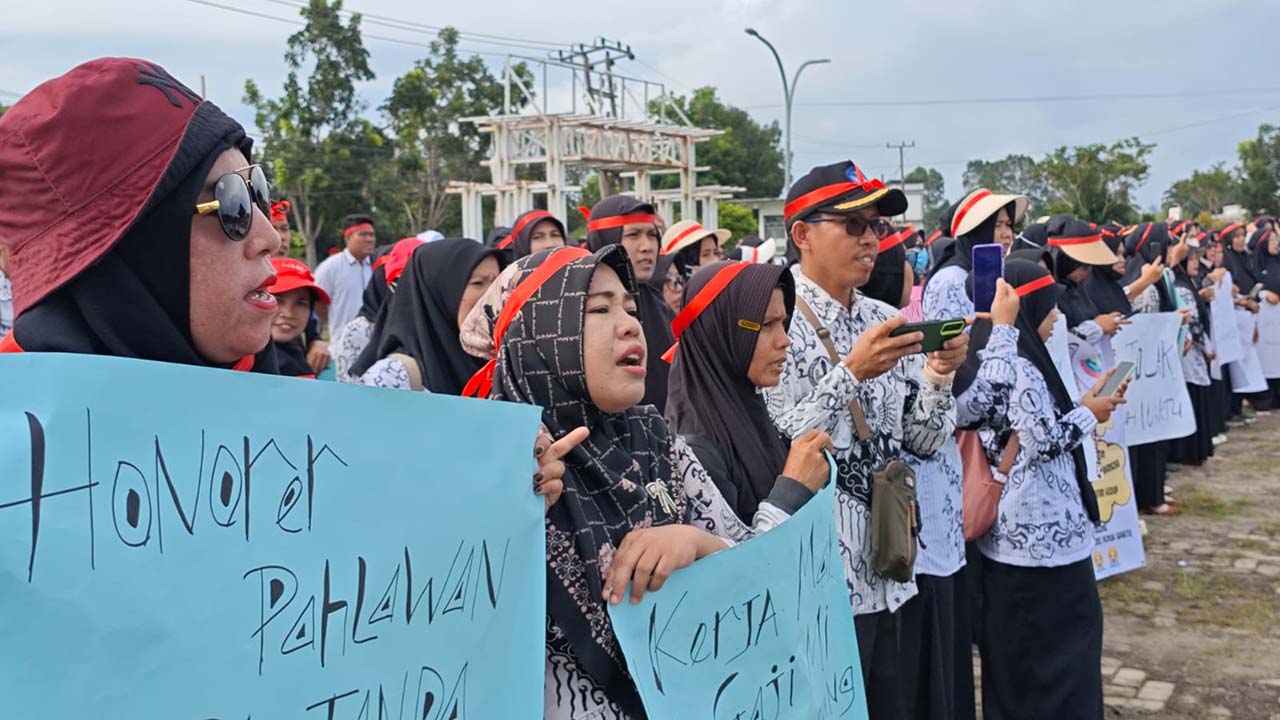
[980,556,1104,720]
[1169,383,1213,466]
[856,608,903,720]
[898,572,971,720]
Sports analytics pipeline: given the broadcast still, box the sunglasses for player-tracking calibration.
[804,214,890,239]
[193,165,272,241]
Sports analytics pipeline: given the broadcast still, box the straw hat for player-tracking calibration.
[661,219,731,255]
[951,188,1030,238]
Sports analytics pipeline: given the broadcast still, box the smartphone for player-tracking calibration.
[1098,361,1136,397]
[1248,282,1265,299]
[971,244,1005,314]
[889,318,968,353]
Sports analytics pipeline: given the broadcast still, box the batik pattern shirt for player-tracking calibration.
[1176,285,1211,386]
[332,315,373,384]
[978,357,1097,568]
[917,266,1017,578]
[764,267,956,615]
[905,324,1018,577]
[544,435,790,719]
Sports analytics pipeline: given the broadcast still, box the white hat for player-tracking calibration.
[738,238,778,264]
[951,189,1030,238]
[660,219,731,255]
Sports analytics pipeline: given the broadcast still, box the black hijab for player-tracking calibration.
[927,199,1017,281]
[1122,222,1176,311]
[958,259,1099,521]
[508,210,567,259]
[1251,228,1280,294]
[1082,225,1132,315]
[1011,222,1048,253]
[351,238,505,393]
[861,233,910,309]
[1009,247,1053,269]
[492,245,681,717]
[586,194,674,412]
[1051,219,1102,329]
[666,260,795,522]
[274,338,312,377]
[1220,227,1258,291]
[13,103,279,374]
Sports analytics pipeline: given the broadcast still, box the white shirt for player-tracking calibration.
[764,267,957,615]
[313,249,372,338]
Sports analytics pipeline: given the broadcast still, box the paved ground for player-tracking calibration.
[1088,413,1280,718]
[968,412,1280,718]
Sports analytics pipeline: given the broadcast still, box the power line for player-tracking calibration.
[180,0,518,59]
[258,0,568,52]
[744,86,1280,110]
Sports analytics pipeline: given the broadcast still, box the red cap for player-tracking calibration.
[269,257,330,304]
[270,200,291,224]
[0,58,242,317]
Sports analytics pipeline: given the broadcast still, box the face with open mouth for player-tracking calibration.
[189,148,280,363]
[583,263,647,413]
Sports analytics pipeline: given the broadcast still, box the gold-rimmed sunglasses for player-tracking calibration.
[194,164,271,241]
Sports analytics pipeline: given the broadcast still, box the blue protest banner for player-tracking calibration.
[607,475,867,720]
[0,353,545,719]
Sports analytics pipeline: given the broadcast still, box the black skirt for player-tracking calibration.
[1208,377,1229,436]
[980,556,1104,720]
[1129,440,1168,510]
[1169,383,1213,466]
[898,572,971,720]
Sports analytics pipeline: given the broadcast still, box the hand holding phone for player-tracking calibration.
[888,317,968,353]
[971,244,1005,314]
[1096,361,1135,398]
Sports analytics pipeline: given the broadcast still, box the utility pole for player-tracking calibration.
[555,39,635,119]
[887,141,916,189]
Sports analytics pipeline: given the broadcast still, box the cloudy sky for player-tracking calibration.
[3,0,1278,211]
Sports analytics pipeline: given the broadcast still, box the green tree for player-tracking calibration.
[1035,138,1154,224]
[1163,163,1239,217]
[244,0,376,265]
[651,87,784,197]
[0,102,8,118]
[962,154,1053,215]
[717,202,757,247]
[1238,124,1280,215]
[382,28,532,235]
[904,166,947,231]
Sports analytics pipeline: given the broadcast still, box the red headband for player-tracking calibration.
[461,247,592,398]
[1219,223,1243,240]
[879,229,907,253]
[1100,228,1116,238]
[587,213,657,232]
[270,200,291,223]
[1048,233,1103,248]
[500,210,556,250]
[926,229,943,246]
[578,205,592,222]
[951,189,992,238]
[1015,274,1055,297]
[661,262,752,363]
[343,222,374,238]
[1132,223,1154,254]
[662,223,710,254]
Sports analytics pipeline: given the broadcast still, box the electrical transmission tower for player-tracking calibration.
[555,39,635,118]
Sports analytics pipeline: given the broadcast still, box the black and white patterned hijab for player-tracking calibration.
[492,244,684,715]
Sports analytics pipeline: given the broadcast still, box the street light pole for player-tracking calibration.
[745,28,829,196]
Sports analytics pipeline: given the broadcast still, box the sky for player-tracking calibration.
[3,0,1279,213]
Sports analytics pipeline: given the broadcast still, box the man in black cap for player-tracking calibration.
[314,212,377,338]
[763,160,968,718]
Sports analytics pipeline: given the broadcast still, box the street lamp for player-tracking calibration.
[745,28,830,196]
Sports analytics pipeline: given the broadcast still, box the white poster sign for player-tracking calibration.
[1113,313,1196,445]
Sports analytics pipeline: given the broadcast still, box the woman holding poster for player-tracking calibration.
[1168,240,1216,466]
[1122,222,1179,514]
[490,245,797,719]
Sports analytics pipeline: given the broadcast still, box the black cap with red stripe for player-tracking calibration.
[783,160,908,226]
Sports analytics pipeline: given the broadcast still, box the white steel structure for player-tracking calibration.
[451,54,739,238]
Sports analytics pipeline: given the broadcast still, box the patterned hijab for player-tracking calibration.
[491,244,684,716]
